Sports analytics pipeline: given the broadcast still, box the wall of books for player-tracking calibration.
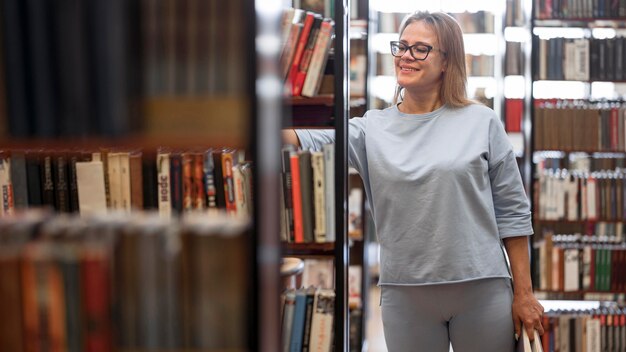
[528,1,626,344]
[0,0,289,350]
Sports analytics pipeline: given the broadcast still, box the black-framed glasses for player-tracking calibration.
[390,41,445,60]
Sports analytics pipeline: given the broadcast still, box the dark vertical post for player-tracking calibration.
[334,0,350,350]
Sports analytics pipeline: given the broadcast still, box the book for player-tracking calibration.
[203,149,217,209]
[169,152,183,215]
[10,151,29,209]
[322,144,335,242]
[516,327,543,352]
[0,244,24,351]
[75,161,108,216]
[298,150,314,242]
[311,151,326,242]
[282,289,297,352]
[107,152,122,211]
[0,156,13,216]
[290,288,308,352]
[129,151,144,211]
[292,14,323,96]
[308,289,334,351]
[157,150,172,218]
[301,19,333,98]
[281,145,296,242]
[290,151,304,243]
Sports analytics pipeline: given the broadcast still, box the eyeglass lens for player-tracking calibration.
[391,42,431,60]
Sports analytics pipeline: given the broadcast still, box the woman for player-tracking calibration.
[283,11,543,351]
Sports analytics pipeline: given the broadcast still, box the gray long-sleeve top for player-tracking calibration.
[295,103,533,286]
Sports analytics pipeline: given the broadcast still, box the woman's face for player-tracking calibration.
[394,21,447,93]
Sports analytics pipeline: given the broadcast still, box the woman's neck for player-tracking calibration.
[398,90,443,114]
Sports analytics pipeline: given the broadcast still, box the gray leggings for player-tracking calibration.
[381,278,515,352]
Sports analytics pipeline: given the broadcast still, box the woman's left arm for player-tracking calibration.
[503,235,544,341]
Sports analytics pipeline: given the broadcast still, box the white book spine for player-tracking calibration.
[76,161,108,216]
[107,153,122,211]
[308,289,334,352]
[322,144,334,242]
[563,248,580,292]
[157,152,172,219]
[311,151,326,242]
[232,165,247,218]
[586,318,601,352]
[119,152,132,213]
[0,158,13,216]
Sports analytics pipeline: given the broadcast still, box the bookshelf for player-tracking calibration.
[279,0,351,351]
[0,0,288,350]
[369,2,506,111]
[527,1,626,348]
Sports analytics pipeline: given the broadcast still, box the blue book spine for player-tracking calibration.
[290,290,307,352]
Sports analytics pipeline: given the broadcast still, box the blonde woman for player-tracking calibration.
[283,11,543,351]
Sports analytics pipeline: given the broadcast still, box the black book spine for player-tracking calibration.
[26,154,43,206]
[212,151,226,209]
[41,155,56,208]
[142,157,158,210]
[54,154,70,212]
[169,153,183,215]
[67,155,80,213]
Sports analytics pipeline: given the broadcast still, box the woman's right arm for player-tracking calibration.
[282,129,301,147]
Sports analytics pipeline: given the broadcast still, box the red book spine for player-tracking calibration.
[182,153,194,211]
[81,249,112,352]
[290,153,304,243]
[222,150,237,215]
[286,13,315,92]
[193,153,205,210]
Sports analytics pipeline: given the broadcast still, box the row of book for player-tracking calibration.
[506,0,525,27]
[536,154,626,174]
[2,0,247,138]
[280,144,335,243]
[281,287,335,352]
[505,41,525,76]
[451,11,495,34]
[539,308,626,352]
[0,211,250,351]
[534,232,626,292]
[465,54,494,77]
[534,37,626,82]
[535,169,626,221]
[138,0,245,96]
[506,98,524,133]
[280,8,335,98]
[533,102,626,152]
[377,11,495,34]
[534,0,626,19]
[0,148,252,218]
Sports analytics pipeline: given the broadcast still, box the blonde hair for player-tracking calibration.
[392,11,471,108]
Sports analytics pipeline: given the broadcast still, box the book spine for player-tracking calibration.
[42,155,56,208]
[182,153,194,211]
[222,150,237,215]
[129,152,144,211]
[157,152,172,218]
[170,153,183,215]
[81,248,112,352]
[203,149,217,208]
[192,153,205,210]
[302,19,334,98]
[290,152,304,243]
